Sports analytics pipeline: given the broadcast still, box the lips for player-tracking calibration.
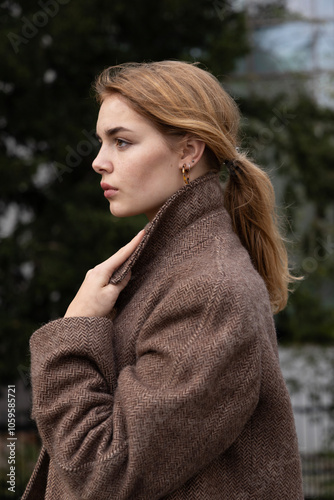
[101,182,118,198]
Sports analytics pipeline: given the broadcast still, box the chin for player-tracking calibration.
[108,203,141,219]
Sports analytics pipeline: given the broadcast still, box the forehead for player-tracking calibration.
[97,94,148,131]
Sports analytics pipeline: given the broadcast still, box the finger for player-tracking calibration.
[104,229,146,273]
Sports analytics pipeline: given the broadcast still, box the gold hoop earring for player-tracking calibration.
[182,164,190,185]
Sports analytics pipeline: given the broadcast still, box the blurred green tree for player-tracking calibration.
[1,0,333,386]
[0,0,248,382]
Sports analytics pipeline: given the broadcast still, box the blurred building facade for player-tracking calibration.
[229,0,334,106]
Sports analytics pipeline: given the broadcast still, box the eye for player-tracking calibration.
[95,133,102,144]
[115,138,130,149]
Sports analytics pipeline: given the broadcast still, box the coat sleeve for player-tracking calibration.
[30,271,262,499]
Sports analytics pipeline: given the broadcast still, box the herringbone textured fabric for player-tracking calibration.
[23,173,303,499]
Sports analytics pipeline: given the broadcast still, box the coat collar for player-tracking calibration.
[109,172,224,285]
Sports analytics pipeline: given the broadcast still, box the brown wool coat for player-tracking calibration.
[23,173,304,500]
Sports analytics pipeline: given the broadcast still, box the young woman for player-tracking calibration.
[23,61,303,499]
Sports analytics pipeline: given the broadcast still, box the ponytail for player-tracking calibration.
[223,153,295,313]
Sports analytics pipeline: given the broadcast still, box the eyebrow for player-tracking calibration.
[95,126,133,141]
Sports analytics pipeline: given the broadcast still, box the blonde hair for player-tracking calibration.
[94,61,297,313]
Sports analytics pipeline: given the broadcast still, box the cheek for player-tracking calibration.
[128,146,173,183]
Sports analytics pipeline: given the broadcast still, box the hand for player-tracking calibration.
[64,230,145,318]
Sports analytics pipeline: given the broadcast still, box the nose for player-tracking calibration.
[92,146,113,174]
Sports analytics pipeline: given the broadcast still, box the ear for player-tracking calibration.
[178,135,206,171]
